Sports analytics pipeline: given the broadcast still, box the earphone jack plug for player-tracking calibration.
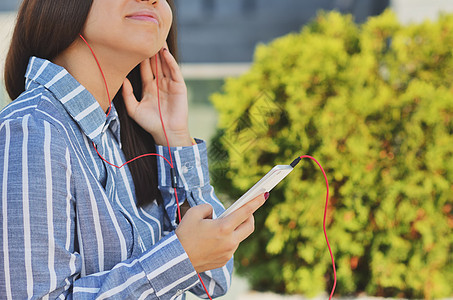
[290,157,301,168]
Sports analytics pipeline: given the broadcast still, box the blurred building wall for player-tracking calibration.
[0,0,18,11]
[391,0,453,24]
[3,0,453,107]
[175,0,389,63]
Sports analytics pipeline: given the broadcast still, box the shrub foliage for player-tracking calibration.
[209,11,453,298]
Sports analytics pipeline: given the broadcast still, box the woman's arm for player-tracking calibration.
[0,115,202,299]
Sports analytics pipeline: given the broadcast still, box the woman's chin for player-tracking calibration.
[135,47,161,60]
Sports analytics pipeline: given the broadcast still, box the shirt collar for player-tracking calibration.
[25,56,121,146]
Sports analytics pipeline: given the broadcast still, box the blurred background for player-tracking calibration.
[2,0,453,138]
[1,1,453,299]
[2,0,453,135]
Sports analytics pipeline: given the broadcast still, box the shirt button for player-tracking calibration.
[175,289,184,296]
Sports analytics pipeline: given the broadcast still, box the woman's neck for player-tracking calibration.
[53,38,139,113]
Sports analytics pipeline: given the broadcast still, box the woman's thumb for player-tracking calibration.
[191,204,213,220]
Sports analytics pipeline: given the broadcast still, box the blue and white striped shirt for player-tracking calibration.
[0,57,232,299]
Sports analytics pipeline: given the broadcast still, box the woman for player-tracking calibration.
[0,0,268,299]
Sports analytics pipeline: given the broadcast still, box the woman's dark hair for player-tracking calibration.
[4,0,179,207]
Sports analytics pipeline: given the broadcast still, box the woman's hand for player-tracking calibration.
[175,194,268,273]
[122,46,192,147]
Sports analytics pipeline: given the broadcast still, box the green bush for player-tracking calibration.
[209,10,453,298]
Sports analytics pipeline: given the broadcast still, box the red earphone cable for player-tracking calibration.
[79,35,213,299]
[153,51,208,297]
[92,144,171,169]
[154,56,183,223]
[78,35,112,118]
[298,155,337,300]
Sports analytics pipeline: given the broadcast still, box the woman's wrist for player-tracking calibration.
[154,132,194,147]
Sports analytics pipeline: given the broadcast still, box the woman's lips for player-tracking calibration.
[126,14,159,24]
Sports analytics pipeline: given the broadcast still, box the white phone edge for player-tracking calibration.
[217,165,293,219]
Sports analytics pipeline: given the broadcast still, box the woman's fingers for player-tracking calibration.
[140,58,155,97]
[221,194,266,232]
[150,55,157,79]
[140,57,154,85]
[154,52,164,79]
[142,44,183,87]
[161,47,184,83]
[232,215,255,242]
[186,203,213,220]
[160,49,172,78]
[122,78,139,118]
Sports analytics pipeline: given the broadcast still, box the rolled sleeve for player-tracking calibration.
[138,232,200,298]
[155,139,233,298]
[156,138,209,190]
[156,139,226,222]
[72,233,200,299]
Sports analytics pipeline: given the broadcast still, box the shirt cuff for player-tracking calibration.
[139,232,199,298]
[156,138,210,190]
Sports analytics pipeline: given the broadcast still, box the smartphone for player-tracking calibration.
[217,165,294,219]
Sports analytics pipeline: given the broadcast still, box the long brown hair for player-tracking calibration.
[4,0,179,207]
